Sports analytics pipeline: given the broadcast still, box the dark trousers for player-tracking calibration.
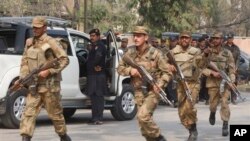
[166,80,177,102]
[87,74,107,121]
[199,77,209,101]
[90,93,104,121]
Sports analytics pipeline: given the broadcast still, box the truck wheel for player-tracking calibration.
[63,108,76,119]
[111,84,137,121]
[1,88,27,129]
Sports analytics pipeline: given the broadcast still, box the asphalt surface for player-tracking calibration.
[0,92,249,141]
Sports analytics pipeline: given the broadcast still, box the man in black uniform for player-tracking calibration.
[166,35,178,107]
[223,33,240,104]
[197,37,209,105]
[87,28,107,125]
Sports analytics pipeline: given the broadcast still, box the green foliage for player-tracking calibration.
[1,0,249,35]
[90,5,108,24]
[128,0,215,36]
[89,0,136,33]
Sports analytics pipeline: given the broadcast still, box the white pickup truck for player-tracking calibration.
[0,17,136,128]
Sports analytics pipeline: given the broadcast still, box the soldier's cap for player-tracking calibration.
[132,26,149,35]
[89,28,100,36]
[32,16,47,28]
[179,31,191,38]
[211,32,223,38]
[121,38,128,42]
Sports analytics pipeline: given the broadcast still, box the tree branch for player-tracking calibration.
[198,16,250,29]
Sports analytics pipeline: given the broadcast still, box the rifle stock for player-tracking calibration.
[166,51,193,103]
[123,55,173,106]
[8,58,60,95]
[208,62,246,102]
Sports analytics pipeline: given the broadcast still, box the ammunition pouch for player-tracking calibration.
[29,84,37,96]
[141,81,150,95]
[219,79,226,94]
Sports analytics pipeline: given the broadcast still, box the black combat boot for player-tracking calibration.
[22,135,31,141]
[209,112,216,125]
[59,134,72,141]
[222,121,229,136]
[155,134,167,141]
[188,123,198,141]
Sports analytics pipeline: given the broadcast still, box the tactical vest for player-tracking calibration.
[127,45,160,73]
[172,45,201,79]
[210,48,230,71]
[26,37,54,71]
[126,45,161,89]
[26,36,62,83]
[206,48,231,88]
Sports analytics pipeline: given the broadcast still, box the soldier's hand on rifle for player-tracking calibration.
[210,71,221,78]
[130,68,141,77]
[227,82,234,89]
[153,84,160,94]
[203,48,211,57]
[10,79,23,91]
[14,79,20,85]
[38,70,50,78]
[169,64,176,72]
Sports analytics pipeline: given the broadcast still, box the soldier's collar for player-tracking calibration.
[136,43,150,56]
[178,45,191,53]
[36,33,48,41]
[211,46,222,53]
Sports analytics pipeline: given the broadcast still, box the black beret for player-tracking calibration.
[198,37,205,42]
[89,28,100,36]
[202,34,209,39]
[169,35,178,41]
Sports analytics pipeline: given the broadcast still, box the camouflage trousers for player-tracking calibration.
[208,87,230,121]
[20,89,67,137]
[177,81,200,129]
[134,90,161,141]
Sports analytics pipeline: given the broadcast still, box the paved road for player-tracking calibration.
[0,92,249,141]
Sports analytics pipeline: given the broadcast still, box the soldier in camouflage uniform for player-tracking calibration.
[117,26,172,141]
[171,31,208,141]
[223,33,240,104]
[18,16,71,141]
[202,32,235,137]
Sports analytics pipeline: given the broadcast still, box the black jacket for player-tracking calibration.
[87,40,107,75]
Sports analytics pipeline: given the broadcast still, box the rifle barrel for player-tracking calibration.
[123,55,174,106]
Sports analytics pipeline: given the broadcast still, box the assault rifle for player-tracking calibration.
[122,55,173,107]
[209,62,246,102]
[166,51,193,103]
[8,58,60,95]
